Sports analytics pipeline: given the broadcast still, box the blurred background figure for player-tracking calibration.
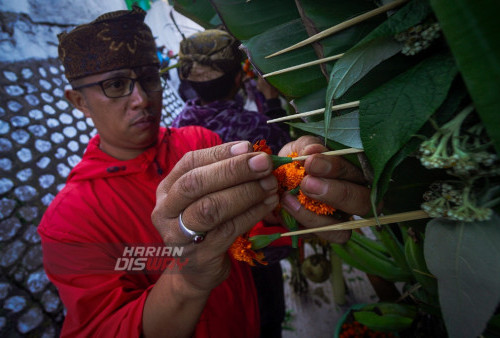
[173,29,289,154]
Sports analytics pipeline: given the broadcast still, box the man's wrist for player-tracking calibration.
[171,274,213,300]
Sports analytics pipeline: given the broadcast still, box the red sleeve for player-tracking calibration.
[39,208,153,337]
[171,126,222,150]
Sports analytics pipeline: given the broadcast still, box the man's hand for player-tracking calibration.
[151,141,279,293]
[278,136,371,243]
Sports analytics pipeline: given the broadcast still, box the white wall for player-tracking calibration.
[0,0,202,63]
[146,1,203,55]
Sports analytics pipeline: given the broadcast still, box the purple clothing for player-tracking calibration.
[172,98,290,153]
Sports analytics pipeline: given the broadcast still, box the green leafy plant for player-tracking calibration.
[170,0,500,336]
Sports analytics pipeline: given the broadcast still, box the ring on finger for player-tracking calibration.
[178,211,207,244]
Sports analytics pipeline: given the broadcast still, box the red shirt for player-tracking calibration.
[38,127,260,337]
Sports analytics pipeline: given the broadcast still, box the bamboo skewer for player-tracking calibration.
[280,210,429,236]
[263,53,344,78]
[291,148,364,161]
[266,0,409,59]
[268,107,325,123]
[267,100,360,124]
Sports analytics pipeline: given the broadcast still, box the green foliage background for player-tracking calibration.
[169,0,500,336]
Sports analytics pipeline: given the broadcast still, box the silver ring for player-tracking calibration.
[178,211,206,244]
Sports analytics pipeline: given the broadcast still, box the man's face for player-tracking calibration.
[68,66,162,160]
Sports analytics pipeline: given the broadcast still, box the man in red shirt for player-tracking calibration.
[39,6,370,337]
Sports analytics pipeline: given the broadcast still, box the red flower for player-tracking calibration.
[253,139,272,154]
[229,235,267,266]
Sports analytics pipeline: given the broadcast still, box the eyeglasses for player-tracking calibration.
[72,74,162,98]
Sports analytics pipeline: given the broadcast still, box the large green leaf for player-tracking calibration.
[328,37,402,102]
[360,52,457,188]
[211,0,383,99]
[242,19,327,98]
[328,0,433,98]
[210,0,300,40]
[289,111,362,149]
[375,80,467,205]
[169,0,219,29]
[425,215,500,338]
[372,138,422,209]
[431,0,500,154]
[291,88,327,116]
[290,52,426,125]
[294,0,381,61]
[324,0,432,136]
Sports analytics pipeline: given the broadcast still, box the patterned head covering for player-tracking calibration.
[178,29,243,82]
[58,6,159,82]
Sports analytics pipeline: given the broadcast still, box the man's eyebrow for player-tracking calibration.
[103,69,133,78]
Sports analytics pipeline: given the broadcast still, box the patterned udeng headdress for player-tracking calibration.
[178,29,243,82]
[58,6,159,82]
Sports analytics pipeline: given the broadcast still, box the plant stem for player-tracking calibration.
[329,249,346,305]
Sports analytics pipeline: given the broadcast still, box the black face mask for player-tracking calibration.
[187,68,240,103]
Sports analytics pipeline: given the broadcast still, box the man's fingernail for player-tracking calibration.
[264,194,279,205]
[259,176,277,191]
[249,153,271,172]
[309,157,332,175]
[302,176,327,195]
[282,193,301,212]
[231,141,250,156]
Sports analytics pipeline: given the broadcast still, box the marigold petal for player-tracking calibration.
[273,160,305,191]
[229,235,268,266]
[297,191,336,215]
[253,139,272,154]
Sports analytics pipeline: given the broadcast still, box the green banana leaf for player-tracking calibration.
[243,19,327,98]
[168,0,220,28]
[225,0,382,98]
[211,0,300,40]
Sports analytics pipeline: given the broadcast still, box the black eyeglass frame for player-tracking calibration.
[72,74,162,98]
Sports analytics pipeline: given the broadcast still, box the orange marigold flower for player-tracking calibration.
[252,140,336,216]
[274,151,336,216]
[229,235,268,266]
[253,139,272,154]
[297,191,336,215]
[273,152,305,193]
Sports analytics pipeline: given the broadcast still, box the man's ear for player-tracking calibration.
[65,89,91,118]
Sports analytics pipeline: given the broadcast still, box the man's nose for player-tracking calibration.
[129,80,149,106]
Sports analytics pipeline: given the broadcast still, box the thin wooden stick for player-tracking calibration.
[291,148,364,161]
[263,53,344,78]
[268,108,325,123]
[267,101,360,124]
[280,210,429,236]
[266,0,409,58]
